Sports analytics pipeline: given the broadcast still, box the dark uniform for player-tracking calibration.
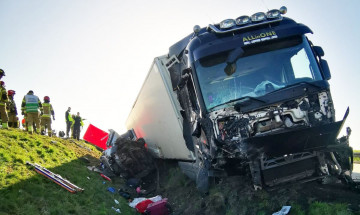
[72,112,83,140]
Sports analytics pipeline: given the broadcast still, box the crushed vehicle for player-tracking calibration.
[122,6,356,192]
[100,130,156,179]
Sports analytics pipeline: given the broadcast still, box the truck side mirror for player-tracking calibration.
[313,46,324,57]
[320,59,331,80]
[176,72,190,90]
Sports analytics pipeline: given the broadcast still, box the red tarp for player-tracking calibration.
[83,124,109,150]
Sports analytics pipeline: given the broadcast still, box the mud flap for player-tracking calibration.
[196,164,209,194]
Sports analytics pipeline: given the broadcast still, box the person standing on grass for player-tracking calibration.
[72,112,83,140]
[40,96,55,136]
[0,81,9,129]
[7,90,18,128]
[65,107,72,138]
[21,90,42,134]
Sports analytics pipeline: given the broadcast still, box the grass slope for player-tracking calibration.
[0,128,134,215]
[2,128,358,215]
[354,150,360,163]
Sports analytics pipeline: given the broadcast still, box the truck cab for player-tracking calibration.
[127,7,354,192]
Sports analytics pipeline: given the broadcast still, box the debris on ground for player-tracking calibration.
[101,173,112,181]
[100,138,155,178]
[111,206,121,213]
[87,166,102,173]
[146,198,172,215]
[136,186,146,194]
[107,187,116,193]
[272,206,291,215]
[26,161,84,193]
[119,189,131,200]
[128,195,171,214]
[84,131,360,214]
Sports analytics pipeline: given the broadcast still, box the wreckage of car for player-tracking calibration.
[123,7,355,192]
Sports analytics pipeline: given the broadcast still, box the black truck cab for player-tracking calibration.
[168,7,354,192]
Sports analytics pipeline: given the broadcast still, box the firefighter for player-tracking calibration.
[21,90,42,134]
[0,81,9,129]
[40,96,55,136]
[0,69,5,80]
[7,90,19,128]
[71,114,75,138]
[65,107,72,138]
[72,112,84,140]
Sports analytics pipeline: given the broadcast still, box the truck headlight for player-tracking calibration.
[251,12,266,22]
[266,9,281,19]
[236,16,251,25]
[220,19,236,29]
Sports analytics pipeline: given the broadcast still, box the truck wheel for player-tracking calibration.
[196,165,209,194]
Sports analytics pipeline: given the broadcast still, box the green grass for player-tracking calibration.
[354,150,360,163]
[2,128,358,215]
[308,202,352,215]
[0,128,136,215]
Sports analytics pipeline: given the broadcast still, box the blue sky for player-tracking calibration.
[1,0,359,149]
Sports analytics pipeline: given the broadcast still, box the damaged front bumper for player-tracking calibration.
[208,109,355,190]
[247,120,354,189]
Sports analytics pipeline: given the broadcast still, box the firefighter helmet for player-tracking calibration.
[8,90,15,96]
[44,96,50,102]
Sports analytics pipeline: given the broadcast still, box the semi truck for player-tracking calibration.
[124,7,355,192]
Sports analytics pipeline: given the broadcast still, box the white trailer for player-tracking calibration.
[125,56,195,161]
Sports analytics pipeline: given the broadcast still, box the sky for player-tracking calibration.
[0,0,359,149]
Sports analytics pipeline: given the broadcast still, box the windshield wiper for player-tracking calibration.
[209,96,265,111]
[266,81,322,96]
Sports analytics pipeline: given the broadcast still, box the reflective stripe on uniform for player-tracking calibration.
[25,95,40,113]
[42,102,53,118]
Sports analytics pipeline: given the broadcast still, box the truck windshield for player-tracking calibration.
[194,36,323,110]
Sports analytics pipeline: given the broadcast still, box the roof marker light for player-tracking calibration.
[236,16,251,25]
[220,19,236,29]
[251,12,266,22]
[279,6,287,15]
[266,9,281,19]
[193,25,201,34]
